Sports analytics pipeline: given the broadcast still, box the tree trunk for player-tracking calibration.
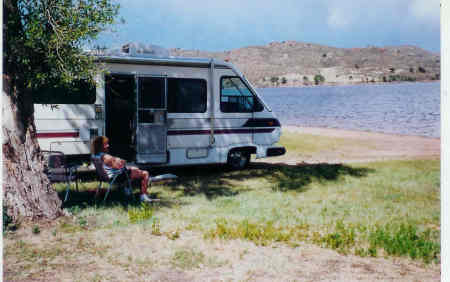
[2,76,63,221]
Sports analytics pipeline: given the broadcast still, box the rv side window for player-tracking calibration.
[139,77,165,108]
[220,76,263,113]
[167,78,207,113]
[32,80,96,104]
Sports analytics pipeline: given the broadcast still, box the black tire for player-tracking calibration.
[227,150,250,170]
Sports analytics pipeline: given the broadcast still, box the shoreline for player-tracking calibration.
[255,79,440,89]
[283,125,440,140]
[261,125,440,164]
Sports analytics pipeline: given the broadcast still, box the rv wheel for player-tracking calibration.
[227,150,250,170]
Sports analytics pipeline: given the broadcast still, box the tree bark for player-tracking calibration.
[2,76,63,221]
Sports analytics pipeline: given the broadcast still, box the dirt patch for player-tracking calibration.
[263,126,440,164]
[3,225,440,281]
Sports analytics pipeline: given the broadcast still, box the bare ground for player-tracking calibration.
[3,223,441,281]
[3,127,441,281]
[264,126,440,164]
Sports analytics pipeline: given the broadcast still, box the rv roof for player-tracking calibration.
[96,55,233,69]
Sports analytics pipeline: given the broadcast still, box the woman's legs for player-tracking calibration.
[128,167,149,195]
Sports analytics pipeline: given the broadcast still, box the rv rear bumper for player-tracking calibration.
[266,146,286,157]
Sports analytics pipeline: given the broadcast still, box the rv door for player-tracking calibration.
[136,76,168,164]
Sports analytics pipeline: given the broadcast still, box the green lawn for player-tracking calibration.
[5,131,440,265]
[43,156,440,264]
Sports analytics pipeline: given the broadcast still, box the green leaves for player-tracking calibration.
[4,0,120,90]
[314,74,325,85]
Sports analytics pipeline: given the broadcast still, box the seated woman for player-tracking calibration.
[91,136,154,202]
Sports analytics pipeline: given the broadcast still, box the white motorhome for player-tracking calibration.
[33,44,285,169]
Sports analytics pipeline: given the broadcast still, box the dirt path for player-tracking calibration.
[263,126,440,164]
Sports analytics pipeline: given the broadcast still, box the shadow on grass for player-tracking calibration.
[59,170,168,210]
[160,165,242,200]
[157,162,374,197]
[59,189,143,210]
[59,162,374,210]
[255,162,374,192]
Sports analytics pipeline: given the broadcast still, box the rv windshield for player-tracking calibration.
[220,76,263,113]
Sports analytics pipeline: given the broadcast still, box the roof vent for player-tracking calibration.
[97,42,170,58]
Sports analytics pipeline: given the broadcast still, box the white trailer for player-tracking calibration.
[33,45,285,169]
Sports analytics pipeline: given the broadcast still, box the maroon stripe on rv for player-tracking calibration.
[36,132,79,138]
[167,128,274,136]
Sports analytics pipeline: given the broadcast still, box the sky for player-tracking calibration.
[97,0,441,53]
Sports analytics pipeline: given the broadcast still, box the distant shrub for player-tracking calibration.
[388,75,416,82]
[314,74,325,85]
[409,67,415,73]
[303,76,309,85]
[281,77,287,84]
[32,225,40,235]
[418,66,426,73]
[270,76,279,84]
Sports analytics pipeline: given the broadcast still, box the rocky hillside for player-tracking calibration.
[170,41,440,87]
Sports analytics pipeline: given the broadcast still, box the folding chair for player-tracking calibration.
[42,150,79,202]
[91,155,133,202]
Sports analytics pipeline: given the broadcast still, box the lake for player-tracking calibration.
[257,82,440,138]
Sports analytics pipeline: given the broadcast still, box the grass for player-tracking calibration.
[54,159,439,264]
[276,130,375,160]
[170,247,228,270]
[3,131,441,280]
[156,159,440,263]
[128,203,154,223]
[278,131,349,154]
[367,223,439,263]
[171,248,206,269]
[4,234,111,280]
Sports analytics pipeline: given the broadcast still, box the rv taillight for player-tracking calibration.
[95,104,103,120]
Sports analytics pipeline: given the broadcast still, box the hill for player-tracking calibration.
[170,41,440,87]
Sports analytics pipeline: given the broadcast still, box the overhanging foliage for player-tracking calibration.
[4,0,120,89]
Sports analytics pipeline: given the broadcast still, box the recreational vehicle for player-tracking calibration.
[33,44,286,169]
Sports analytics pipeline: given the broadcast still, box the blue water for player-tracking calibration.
[258,82,440,138]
